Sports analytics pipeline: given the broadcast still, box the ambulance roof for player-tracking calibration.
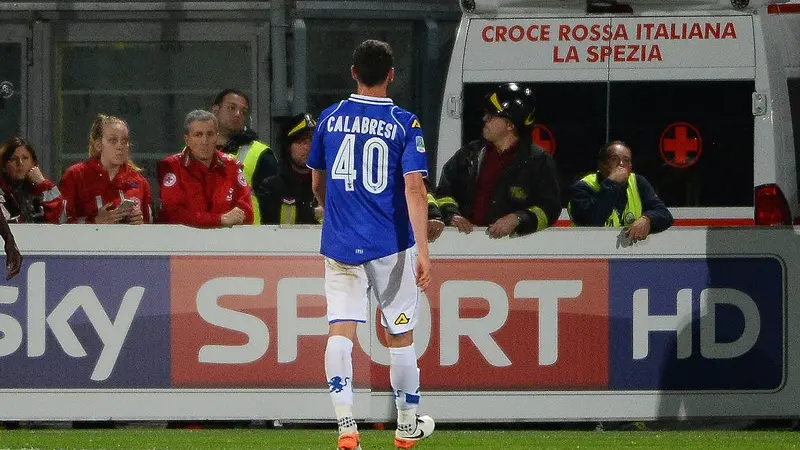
[460,0,786,14]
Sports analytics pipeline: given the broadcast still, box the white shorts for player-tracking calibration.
[325,246,420,335]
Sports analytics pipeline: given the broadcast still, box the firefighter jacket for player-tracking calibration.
[260,167,318,225]
[435,139,561,236]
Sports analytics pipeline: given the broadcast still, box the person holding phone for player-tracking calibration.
[59,114,153,224]
[0,136,64,223]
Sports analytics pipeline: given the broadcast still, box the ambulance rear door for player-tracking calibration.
[607,15,756,225]
[444,12,757,226]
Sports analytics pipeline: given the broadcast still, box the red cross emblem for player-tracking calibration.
[659,122,702,168]
[531,124,556,155]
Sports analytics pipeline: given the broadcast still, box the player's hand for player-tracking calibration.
[95,203,126,224]
[127,205,144,225]
[428,219,444,242]
[626,215,651,243]
[314,206,324,223]
[5,240,21,280]
[487,213,520,239]
[221,207,245,227]
[450,215,474,234]
[608,166,630,184]
[415,253,431,292]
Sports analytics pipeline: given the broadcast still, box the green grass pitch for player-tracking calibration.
[0,429,798,450]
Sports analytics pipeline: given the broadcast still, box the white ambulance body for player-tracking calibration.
[437,0,800,226]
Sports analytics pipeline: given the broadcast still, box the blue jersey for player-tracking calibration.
[307,94,428,265]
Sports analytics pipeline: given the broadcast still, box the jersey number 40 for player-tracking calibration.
[332,133,389,194]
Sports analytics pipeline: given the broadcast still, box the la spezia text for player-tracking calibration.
[480,21,739,63]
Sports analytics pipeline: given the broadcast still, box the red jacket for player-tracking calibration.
[0,176,65,224]
[157,149,254,227]
[59,158,153,224]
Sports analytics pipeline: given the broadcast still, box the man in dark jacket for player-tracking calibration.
[260,113,319,225]
[568,140,673,243]
[435,83,561,238]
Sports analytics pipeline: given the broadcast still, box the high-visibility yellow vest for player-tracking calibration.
[572,173,642,227]
[234,140,271,225]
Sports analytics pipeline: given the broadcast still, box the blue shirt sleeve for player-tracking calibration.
[306,114,327,171]
[401,114,428,177]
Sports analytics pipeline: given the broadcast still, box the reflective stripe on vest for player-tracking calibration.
[280,202,297,225]
[573,173,642,227]
[235,140,271,225]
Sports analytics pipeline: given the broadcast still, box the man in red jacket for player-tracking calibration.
[157,110,254,227]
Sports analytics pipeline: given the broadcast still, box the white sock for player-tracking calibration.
[325,335,356,434]
[390,344,420,428]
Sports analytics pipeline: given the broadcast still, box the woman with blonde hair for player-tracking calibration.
[59,114,152,224]
[0,136,64,223]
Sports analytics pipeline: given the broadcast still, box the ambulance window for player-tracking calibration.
[462,82,608,205]
[609,81,755,207]
[789,78,800,199]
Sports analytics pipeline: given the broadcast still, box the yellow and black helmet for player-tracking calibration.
[285,113,317,142]
[483,83,536,132]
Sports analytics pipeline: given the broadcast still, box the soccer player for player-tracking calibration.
[307,39,435,450]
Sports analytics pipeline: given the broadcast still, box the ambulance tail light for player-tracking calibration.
[754,184,792,226]
[767,4,800,14]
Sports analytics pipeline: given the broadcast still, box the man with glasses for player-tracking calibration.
[211,88,278,225]
[568,140,673,242]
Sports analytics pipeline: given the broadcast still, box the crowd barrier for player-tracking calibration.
[0,224,797,421]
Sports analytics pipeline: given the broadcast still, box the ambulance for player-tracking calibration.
[436,0,800,226]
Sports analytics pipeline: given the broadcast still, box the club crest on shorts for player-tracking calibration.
[394,313,410,325]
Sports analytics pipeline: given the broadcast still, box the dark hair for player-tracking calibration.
[598,140,631,163]
[0,136,38,169]
[352,40,393,87]
[213,89,250,107]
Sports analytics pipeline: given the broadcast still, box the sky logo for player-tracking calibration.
[0,257,171,388]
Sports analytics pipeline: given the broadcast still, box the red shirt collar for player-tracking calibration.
[487,140,521,156]
[87,157,133,179]
[181,148,228,171]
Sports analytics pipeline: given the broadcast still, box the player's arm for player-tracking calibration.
[307,115,327,210]
[405,172,430,291]
[311,170,326,209]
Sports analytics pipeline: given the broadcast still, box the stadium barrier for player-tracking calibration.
[0,225,797,422]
